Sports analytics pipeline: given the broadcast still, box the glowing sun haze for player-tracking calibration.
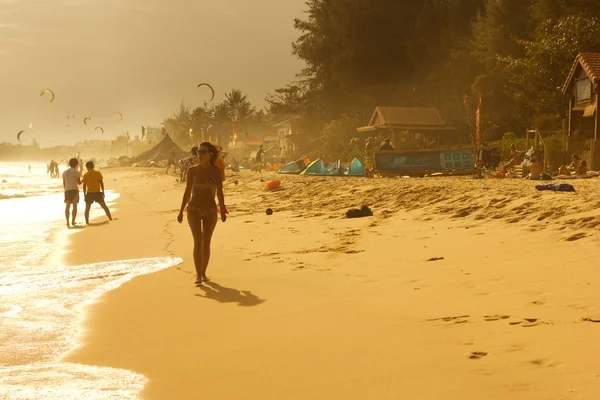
[0,0,304,146]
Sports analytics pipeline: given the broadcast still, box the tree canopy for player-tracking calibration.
[268,0,600,151]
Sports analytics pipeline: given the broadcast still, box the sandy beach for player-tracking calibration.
[61,168,600,399]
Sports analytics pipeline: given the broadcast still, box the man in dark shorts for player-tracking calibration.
[82,161,112,225]
[62,158,82,227]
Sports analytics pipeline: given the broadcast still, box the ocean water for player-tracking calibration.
[0,162,181,399]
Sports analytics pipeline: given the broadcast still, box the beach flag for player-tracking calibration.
[476,94,483,147]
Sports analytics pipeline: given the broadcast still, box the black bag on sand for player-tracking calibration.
[346,205,373,219]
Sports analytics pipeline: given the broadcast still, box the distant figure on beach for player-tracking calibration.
[215,145,226,181]
[380,137,394,151]
[177,142,227,285]
[178,146,199,182]
[28,164,31,172]
[82,161,112,225]
[166,147,178,175]
[255,145,264,173]
[365,137,374,177]
[62,158,82,227]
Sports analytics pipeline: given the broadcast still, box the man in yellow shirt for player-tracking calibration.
[82,161,112,225]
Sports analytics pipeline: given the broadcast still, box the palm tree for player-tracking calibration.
[163,101,192,144]
[224,89,256,121]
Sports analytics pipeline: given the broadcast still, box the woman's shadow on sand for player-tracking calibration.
[195,282,265,307]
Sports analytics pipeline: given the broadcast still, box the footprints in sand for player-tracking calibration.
[425,314,547,328]
[469,351,488,360]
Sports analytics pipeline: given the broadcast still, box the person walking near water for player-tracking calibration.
[177,142,227,285]
[62,158,82,227]
[82,161,112,225]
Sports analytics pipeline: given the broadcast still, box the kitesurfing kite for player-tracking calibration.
[197,83,215,101]
[40,89,55,103]
[83,117,91,125]
[28,123,33,129]
[17,130,27,143]
[67,125,71,128]
[113,112,123,121]
[95,126,104,134]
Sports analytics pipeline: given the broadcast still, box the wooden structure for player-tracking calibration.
[562,52,600,170]
[356,107,461,149]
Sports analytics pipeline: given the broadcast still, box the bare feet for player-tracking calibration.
[195,276,203,285]
[202,275,210,283]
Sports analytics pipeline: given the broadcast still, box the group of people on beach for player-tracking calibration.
[62,158,112,227]
[48,160,60,178]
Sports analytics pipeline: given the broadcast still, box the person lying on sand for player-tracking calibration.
[177,142,227,285]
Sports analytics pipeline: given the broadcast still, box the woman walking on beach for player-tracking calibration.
[177,142,227,284]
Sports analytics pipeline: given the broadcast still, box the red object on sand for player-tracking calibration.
[265,180,281,191]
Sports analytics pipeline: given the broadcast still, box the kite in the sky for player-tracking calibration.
[28,123,33,129]
[197,83,215,101]
[113,112,123,121]
[95,126,104,134]
[17,130,27,143]
[40,89,55,103]
[83,117,91,125]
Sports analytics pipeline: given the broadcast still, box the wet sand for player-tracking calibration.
[63,168,600,399]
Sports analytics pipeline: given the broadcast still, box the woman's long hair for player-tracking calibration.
[200,142,218,165]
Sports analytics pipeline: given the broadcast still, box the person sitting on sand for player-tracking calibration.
[62,158,82,227]
[380,137,394,151]
[525,156,542,180]
[502,144,522,174]
[83,161,112,225]
[576,160,588,176]
[568,154,581,172]
[177,142,227,285]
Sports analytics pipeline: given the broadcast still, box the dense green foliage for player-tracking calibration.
[268,0,600,157]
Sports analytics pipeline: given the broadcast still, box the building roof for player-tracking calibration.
[562,53,600,94]
[357,106,455,133]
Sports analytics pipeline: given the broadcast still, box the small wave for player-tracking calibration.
[0,193,27,200]
[0,257,182,399]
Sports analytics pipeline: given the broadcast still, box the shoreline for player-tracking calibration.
[59,168,600,399]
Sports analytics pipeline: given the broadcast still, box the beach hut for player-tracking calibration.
[347,158,366,176]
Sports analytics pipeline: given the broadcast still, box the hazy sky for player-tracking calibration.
[0,0,305,147]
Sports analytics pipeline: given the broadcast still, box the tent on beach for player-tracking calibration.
[278,158,307,174]
[300,159,330,176]
[129,134,187,165]
[347,157,366,176]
